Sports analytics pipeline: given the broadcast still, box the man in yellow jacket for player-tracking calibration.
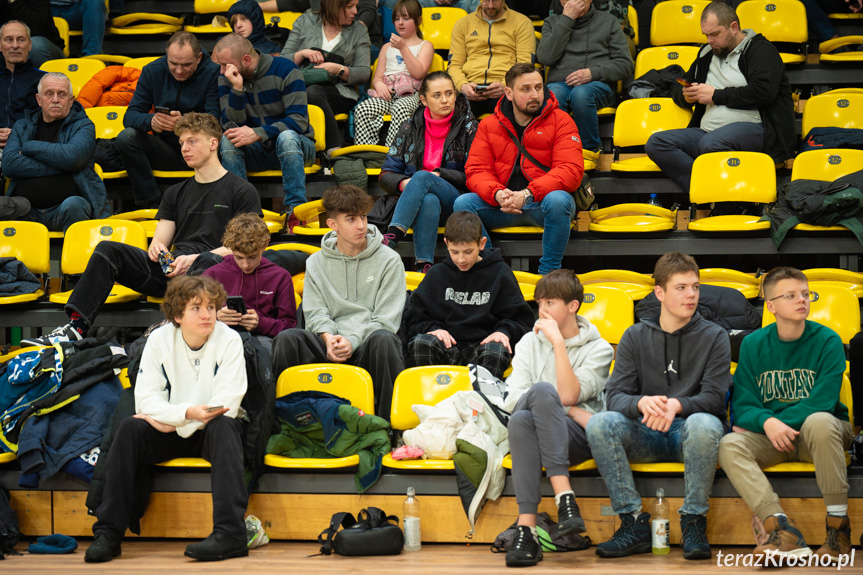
[448,0,535,117]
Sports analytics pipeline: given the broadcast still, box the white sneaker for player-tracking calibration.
[20,324,83,347]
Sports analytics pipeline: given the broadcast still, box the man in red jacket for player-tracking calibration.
[453,62,584,275]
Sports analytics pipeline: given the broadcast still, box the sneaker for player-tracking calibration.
[382,233,398,248]
[557,493,586,535]
[280,210,301,234]
[505,525,543,567]
[753,515,812,564]
[84,534,121,563]
[20,323,83,348]
[184,531,248,561]
[595,512,652,558]
[416,262,432,274]
[680,513,712,560]
[814,515,851,563]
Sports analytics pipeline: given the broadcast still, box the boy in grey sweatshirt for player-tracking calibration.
[271,185,406,420]
[586,252,731,561]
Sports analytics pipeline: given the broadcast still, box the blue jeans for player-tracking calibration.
[453,191,575,275]
[25,196,91,233]
[547,81,615,151]
[586,411,724,517]
[29,36,65,67]
[645,123,765,194]
[391,171,460,264]
[51,0,106,56]
[219,130,315,212]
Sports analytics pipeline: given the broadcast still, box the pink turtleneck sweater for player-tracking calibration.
[422,107,453,172]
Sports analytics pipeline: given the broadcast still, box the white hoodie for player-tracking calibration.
[503,315,614,415]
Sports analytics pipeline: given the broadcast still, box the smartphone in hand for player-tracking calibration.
[154,105,171,114]
[676,79,692,87]
[225,295,247,315]
[206,405,225,412]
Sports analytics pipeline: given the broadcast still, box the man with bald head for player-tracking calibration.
[0,21,44,158]
[212,33,314,233]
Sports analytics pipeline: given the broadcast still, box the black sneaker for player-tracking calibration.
[21,323,84,347]
[382,233,398,249]
[596,512,652,558]
[184,531,248,561]
[84,534,121,563]
[506,525,543,567]
[680,514,712,560]
[557,493,586,535]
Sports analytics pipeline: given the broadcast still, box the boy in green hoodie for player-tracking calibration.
[270,185,406,421]
[718,267,853,565]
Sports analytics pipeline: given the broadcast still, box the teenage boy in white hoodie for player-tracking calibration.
[270,185,406,420]
[86,275,249,563]
[503,269,614,568]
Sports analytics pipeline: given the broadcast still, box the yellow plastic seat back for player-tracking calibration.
[762,281,860,343]
[53,17,70,57]
[309,105,326,153]
[736,0,808,43]
[803,268,863,297]
[266,242,321,256]
[791,148,863,182]
[264,11,303,30]
[123,56,160,70]
[108,13,184,35]
[650,0,710,46]
[513,270,542,301]
[700,268,760,298]
[578,286,634,345]
[85,106,126,139]
[634,46,699,79]
[613,98,693,149]
[390,366,472,430]
[40,58,106,97]
[276,364,375,414]
[0,221,50,274]
[61,219,148,275]
[419,7,468,51]
[578,269,655,300]
[801,93,863,136]
[690,151,777,204]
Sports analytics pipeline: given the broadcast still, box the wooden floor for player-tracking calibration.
[4,541,859,574]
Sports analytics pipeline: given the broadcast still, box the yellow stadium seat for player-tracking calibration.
[736,0,808,64]
[266,241,320,256]
[108,13,184,35]
[788,148,863,233]
[588,203,678,233]
[248,105,325,177]
[629,462,686,472]
[82,54,132,65]
[264,364,375,469]
[634,45,700,79]
[40,58,105,97]
[801,93,863,136]
[0,452,15,464]
[650,0,710,46]
[109,209,158,238]
[53,17,70,57]
[577,269,655,300]
[501,453,597,472]
[610,98,692,172]
[382,365,473,470]
[185,0,233,34]
[49,219,148,304]
[578,286,634,345]
[688,152,777,232]
[263,11,303,30]
[513,270,542,301]
[291,200,327,236]
[86,106,128,179]
[419,7,468,51]
[802,268,863,297]
[123,56,161,70]
[0,221,49,305]
[628,5,639,47]
[405,271,425,291]
[762,281,860,344]
[491,222,576,234]
[819,35,863,62]
[329,145,388,178]
[700,268,760,298]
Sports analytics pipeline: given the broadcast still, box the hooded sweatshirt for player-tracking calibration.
[203,255,296,337]
[228,0,281,54]
[303,226,406,351]
[605,312,731,422]
[504,315,614,415]
[407,248,533,344]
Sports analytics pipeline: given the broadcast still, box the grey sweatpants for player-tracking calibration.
[508,382,593,515]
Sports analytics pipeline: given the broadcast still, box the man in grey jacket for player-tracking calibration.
[586,252,731,561]
[270,185,406,421]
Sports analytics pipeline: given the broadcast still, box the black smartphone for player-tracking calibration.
[154,105,171,114]
[225,295,247,315]
[475,84,489,92]
[224,121,239,130]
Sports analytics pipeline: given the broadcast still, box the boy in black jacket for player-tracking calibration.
[405,211,533,378]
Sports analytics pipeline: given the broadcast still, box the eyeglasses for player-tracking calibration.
[768,291,818,303]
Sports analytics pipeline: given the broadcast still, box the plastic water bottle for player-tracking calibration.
[651,488,670,555]
[648,194,662,208]
[403,486,421,552]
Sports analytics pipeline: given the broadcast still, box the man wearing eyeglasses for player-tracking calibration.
[719,267,853,565]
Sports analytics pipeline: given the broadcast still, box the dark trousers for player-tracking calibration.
[468,98,498,119]
[116,128,188,208]
[271,328,404,421]
[65,241,222,327]
[306,84,355,150]
[93,416,247,543]
[408,333,511,379]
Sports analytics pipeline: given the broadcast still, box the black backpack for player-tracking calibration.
[0,486,20,559]
[238,331,276,491]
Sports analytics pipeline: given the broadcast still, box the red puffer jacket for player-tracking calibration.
[465,91,584,204]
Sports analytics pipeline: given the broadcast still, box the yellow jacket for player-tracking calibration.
[448,5,535,91]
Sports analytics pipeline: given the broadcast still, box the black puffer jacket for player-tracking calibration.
[635,284,762,331]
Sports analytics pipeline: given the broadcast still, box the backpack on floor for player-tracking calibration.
[0,486,20,559]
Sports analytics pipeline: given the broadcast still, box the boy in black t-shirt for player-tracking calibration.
[22,112,262,347]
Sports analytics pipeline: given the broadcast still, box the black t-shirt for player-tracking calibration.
[506,121,530,192]
[12,116,80,209]
[156,171,262,256]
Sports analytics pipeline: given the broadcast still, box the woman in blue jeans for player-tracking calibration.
[378,71,476,272]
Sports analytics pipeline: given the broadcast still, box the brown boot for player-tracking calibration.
[814,515,851,563]
[753,515,812,565]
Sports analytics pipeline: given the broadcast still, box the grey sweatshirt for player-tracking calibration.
[303,226,406,351]
[605,312,731,421]
[536,6,634,86]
